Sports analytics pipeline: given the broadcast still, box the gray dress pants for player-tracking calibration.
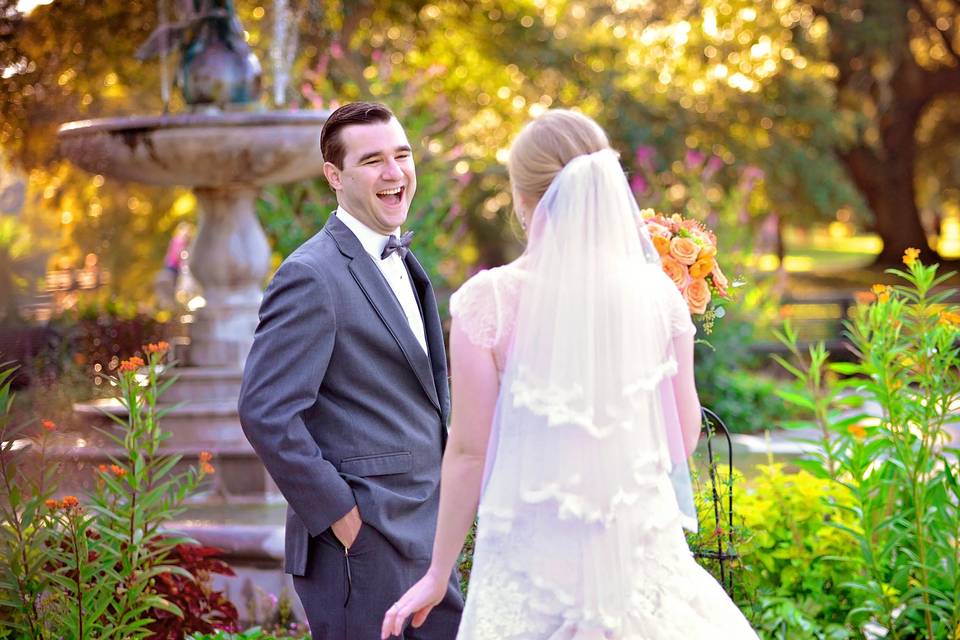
[293,524,464,639]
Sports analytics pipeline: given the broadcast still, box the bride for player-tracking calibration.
[381,110,758,639]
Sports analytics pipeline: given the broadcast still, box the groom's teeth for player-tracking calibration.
[377,187,402,196]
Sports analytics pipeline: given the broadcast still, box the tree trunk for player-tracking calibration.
[841,132,929,265]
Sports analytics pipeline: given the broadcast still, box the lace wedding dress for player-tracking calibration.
[447,151,759,640]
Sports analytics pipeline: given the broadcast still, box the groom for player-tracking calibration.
[238,102,463,639]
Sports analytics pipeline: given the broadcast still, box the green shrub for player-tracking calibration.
[775,253,960,638]
[737,464,858,639]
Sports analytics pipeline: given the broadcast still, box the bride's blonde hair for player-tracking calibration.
[507,109,611,225]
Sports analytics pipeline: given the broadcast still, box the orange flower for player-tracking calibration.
[686,278,712,315]
[199,451,213,464]
[201,462,215,475]
[109,464,127,477]
[939,310,960,327]
[98,464,108,473]
[848,424,867,440]
[651,233,671,256]
[903,247,920,266]
[143,341,170,355]
[698,243,718,261]
[119,356,145,373]
[854,291,877,305]
[871,284,892,303]
[41,420,56,432]
[60,496,79,509]
[689,257,716,279]
[669,236,701,265]
[45,499,58,509]
[661,255,690,291]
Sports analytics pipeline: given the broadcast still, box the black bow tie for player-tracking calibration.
[381,231,414,260]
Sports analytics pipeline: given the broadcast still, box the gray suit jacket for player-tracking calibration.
[238,214,450,576]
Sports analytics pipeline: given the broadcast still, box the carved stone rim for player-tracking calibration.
[58,109,331,138]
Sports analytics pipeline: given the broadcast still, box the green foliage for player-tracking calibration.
[0,365,59,639]
[187,627,309,640]
[737,464,859,639]
[775,256,960,638]
[0,215,43,325]
[0,348,218,638]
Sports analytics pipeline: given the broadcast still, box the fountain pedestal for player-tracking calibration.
[57,110,329,497]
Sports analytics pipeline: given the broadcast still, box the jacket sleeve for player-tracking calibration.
[238,258,356,536]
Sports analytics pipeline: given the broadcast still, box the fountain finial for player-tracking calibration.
[138,0,262,107]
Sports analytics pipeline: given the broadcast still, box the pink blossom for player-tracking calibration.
[330,41,343,59]
[685,150,706,169]
[740,166,765,191]
[702,155,724,180]
[634,145,656,168]
[630,173,649,195]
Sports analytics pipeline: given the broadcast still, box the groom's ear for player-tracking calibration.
[323,161,343,190]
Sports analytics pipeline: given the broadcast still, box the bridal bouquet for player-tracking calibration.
[640,209,731,332]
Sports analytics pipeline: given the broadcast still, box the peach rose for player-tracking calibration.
[669,236,700,265]
[661,255,690,291]
[711,265,729,296]
[686,277,711,314]
[652,233,671,256]
[689,257,716,279]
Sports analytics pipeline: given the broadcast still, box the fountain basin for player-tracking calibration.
[58,110,329,187]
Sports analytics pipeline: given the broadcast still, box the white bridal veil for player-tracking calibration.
[463,149,703,635]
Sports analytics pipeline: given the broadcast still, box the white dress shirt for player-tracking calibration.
[336,207,428,355]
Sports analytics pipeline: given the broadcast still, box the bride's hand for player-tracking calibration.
[380,571,446,639]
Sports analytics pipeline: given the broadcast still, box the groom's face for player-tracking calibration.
[324,117,417,235]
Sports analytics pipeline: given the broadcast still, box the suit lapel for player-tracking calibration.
[405,252,451,427]
[325,215,441,414]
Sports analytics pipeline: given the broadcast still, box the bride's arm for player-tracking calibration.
[381,317,499,638]
[671,330,702,456]
[425,317,499,579]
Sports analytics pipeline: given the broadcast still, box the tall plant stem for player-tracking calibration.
[66,515,84,639]
[0,430,41,638]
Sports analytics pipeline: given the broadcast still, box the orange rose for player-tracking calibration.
[698,243,718,260]
[689,257,716,279]
[669,236,700,265]
[686,277,712,314]
[711,265,729,296]
[661,255,690,291]
[652,234,671,256]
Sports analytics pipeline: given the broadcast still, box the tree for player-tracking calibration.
[807,0,960,263]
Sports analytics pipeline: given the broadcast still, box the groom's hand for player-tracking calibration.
[331,505,362,549]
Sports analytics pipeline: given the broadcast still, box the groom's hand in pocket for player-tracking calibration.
[331,505,362,549]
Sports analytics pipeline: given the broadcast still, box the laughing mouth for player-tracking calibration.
[377,186,404,206]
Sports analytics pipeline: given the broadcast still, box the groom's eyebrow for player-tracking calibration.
[356,145,412,164]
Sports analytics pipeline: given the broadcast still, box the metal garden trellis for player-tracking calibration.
[691,407,739,598]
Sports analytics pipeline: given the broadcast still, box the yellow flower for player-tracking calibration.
[871,284,892,303]
[903,247,920,266]
[848,424,867,440]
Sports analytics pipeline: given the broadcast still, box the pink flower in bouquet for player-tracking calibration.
[711,264,729,296]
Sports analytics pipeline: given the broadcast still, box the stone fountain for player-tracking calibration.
[52,1,324,619]
[57,110,327,497]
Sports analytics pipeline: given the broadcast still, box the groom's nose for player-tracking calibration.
[381,158,404,180]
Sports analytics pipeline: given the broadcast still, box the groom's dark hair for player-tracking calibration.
[320,102,396,169]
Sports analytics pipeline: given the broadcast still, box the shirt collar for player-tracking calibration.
[335,206,400,260]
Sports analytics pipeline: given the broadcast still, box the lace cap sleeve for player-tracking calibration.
[449,269,499,350]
